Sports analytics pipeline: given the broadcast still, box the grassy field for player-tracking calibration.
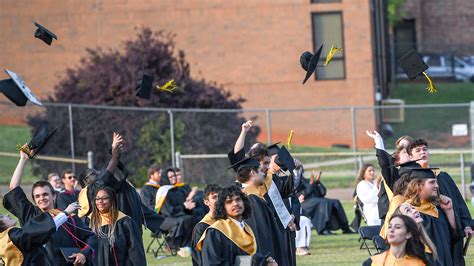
[1,200,473,265]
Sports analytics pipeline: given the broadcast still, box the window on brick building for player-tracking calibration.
[311,0,341,3]
[311,12,345,80]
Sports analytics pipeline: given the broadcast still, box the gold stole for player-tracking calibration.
[380,195,407,238]
[174,182,186,187]
[144,182,161,189]
[199,212,216,226]
[154,185,174,213]
[0,228,24,266]
[371,250,425,266]
[242,184,265,200]
[78,187,90,218]
[196,218,257,255]
[256,172,273,197]
[407,200,439,218]
[99,211,127,226]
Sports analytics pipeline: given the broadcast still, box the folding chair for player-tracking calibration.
[372,235,388,254]
[146,231,177,258]
[358,225,381,256]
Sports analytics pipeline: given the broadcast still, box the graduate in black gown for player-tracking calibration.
[191,184,221,266]
[56,170,80,212]
[139,164,162,211]
[408,139,472,266]
[78,132,163,234]
[0,204,80,266]
[299,171,354,235]
[404,167,463,266]
[3,149,96,266]
[197,185,276,266]
[89,186,146,265]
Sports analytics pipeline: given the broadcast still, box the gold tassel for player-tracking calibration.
[16,144,33,158]
[324,46,343,66]
[287,129,294,150]
[156,79,177,93]
[422,72,437,94]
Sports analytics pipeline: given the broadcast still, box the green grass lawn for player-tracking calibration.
[2,200,472,265]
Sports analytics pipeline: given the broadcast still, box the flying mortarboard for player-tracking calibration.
[399,49,437,93]
[267,142,281,156]
[0,69,43,106]
[136,74,154,99]
[228,156,261,173]
[17,122,58,159]
[300,44,343,84]
[34,22,58,46]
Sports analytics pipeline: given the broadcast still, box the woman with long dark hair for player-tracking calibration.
[369,214,429,265]
[89,186,146,265]
[356,163,381,225]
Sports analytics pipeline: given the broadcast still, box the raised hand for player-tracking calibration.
[111,132,124,155]
[365,130,380,139]
[19,144,30,160]
[241,120,253,133]
[439,195,453,211]
[64,202,81,215]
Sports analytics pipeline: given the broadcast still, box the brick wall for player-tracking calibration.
[0,0,376,148]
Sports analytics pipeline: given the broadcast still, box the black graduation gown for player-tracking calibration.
[3,187,97,266]
[56,190,80,211]
[436,171,472,266]
[300,180,351,234]
[201,228,249,266]
[244,193,284,265]
[192,222,210,266]
[420,207,459,266]
[139,183,159,211]
[158,187,196,249]
[284,196,300,266]
[96,215,146,266]
[1,212,55,266]
[82,170,164,234]
[375,149,399,220]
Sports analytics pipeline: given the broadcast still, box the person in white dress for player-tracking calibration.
[356,163,382,226]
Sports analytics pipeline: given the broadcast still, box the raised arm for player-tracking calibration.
[366,130,385,150]
[106,132,123,174]
[439,195,457,230]
[234,120,252,154]
[9,146,30,190]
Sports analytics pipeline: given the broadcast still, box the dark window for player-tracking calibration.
[311,12,345,80]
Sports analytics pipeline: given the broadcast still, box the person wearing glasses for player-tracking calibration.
[56,169,80,211]
[90,186,146,265]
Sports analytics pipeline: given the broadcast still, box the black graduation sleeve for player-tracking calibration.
[272,174,294,198]
[123,217,147,265]
[3,186,40,226]
[313,181,327,198]
[439,172,472,229]
[9,212,56,252]
[201,229,232,266]
[375,149,398,188]
[70,215,97,260]
[141,201,165,233]
[191,223,209,266]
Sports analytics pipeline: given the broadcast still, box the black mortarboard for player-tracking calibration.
[403,167,438,180]
[300,44,324,84]
[228,148,246,172]
[0,69,43,106]
[135,74,154,99]
[399,49,428,80]
[22,122,58,158]
[275,146,296,172]
[228,156,260,173]
[267,142,281,156]
[34,22,58,46]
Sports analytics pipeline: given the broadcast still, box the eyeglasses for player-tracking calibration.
[66,175,76,180]
[95,197,110,202]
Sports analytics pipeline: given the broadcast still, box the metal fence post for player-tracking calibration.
[168,110,175,167]
[350,107,358,172]
[266,109,272,145]
[87,151,94,169]
[68,104,76,173]
[471,101,474,164]
[461,153,466,200]
[175,152,181,169]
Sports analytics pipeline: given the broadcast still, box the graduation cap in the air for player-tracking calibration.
[136,74,154,99]
[228,155,260,173]
[34,22,57,46]
[399,49,437,93]
[300,44,343,84]
[0,69,43,106]
[267,142,281,156]
[275,146,296,172]
[18,122,58,159]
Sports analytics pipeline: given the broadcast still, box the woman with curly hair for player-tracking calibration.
[89,186,146,265]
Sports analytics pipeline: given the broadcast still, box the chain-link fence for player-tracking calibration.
[0,101,472,193]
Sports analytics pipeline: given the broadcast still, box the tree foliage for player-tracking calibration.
[28,27,260,185]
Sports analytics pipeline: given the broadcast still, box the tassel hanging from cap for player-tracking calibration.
[156,79,177,93]
[324,46,343,66]
[287,129,294,150]
[422,72,437,94]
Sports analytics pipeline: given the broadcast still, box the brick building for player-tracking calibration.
[0,0,377,148]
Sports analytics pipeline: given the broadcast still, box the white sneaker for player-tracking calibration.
[177,246,192,257]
